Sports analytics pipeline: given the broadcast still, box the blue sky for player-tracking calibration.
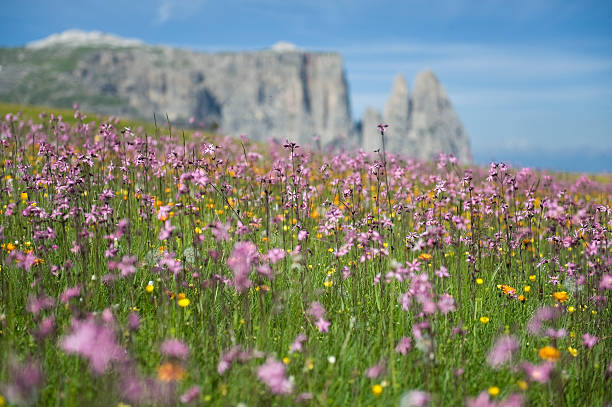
[2,0,612,171]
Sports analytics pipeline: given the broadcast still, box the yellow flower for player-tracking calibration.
[6,242,16,252]
[323,280,333,288]
[524,285,531,293]
[20,192,28,201]
[177,292,186,300]
[257,284,271,292]
[553,291,569,303]
[145,281,154,293]
[529,275,536,282]
[476,278,483,285]
[480,316,490,324]
[282,357,290,365]
[538,346,560,361]
[568,306,576,313]
[418,253,432,261]
[178,298,191,307]
[371,384,383,396]
[567,346,578,357]
[488,386,500,397]
[518,295,526,303]
[157,362,186,382]
[0,394,5,407]
[517,380,528,391]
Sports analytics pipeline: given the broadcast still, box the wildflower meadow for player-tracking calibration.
[0,106,610,406]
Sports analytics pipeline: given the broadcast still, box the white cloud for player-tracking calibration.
[156,0,173,23]
[333,39,612,124]
[155,0,206,24]
[451,86,612,107]
[337,41,612,80]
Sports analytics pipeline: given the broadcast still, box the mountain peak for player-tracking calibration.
[414,69,440,90]
[270,41,301,52]
[26,29,144,49]
[391,74,409,94]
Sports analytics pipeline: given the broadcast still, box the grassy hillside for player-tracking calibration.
[0,102,213,141]
[0,104,610,407]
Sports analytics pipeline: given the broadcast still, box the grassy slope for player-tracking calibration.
[0,104,610,406]
[0,102,213,142]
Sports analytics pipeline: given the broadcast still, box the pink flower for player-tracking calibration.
[296,392,313,402]
[158,220,176,241]
[1,358,44,405]
[498,394,524,407]
[34,316,55,339]
[466,391,495,407]
[157,205,171,221]
[365,361,386,378]
[227,241,258,293]
[211,221,230,241]
[467,392,523,407]
[161,339,189,360]
[377,123,389,135]
[22,251,37,271]
[127,312,140,331]
[527,306,560,335]
[60,286,81,303]
[27,294,55,315]
[582,333,598,348]
[290,333,308,353]
[217,346,251,374]
[256,264,274,279]
[487,335,519,368]
[599,274,612,290]
[521,362,554,383]
[60,317,126,374]
[161,251,182,276]
[401,390,431,407]
[315,318,331,333]
[437,294,456,314]
[101,308,115,324]
[257,358,293,394]
[342,266,351,279]
[395,337,412,355]
[179,385,201,403]
[266,248,286,264]
[117,255,138,277]
[307,301,325,320]
[435,266,449,278]
[398,292,412,311]
[545,328,567,339]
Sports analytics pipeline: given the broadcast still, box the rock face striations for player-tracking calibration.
[361,71,471,163]
[0,38,353,149]
[0,31,470,161]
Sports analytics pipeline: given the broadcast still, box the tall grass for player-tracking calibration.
[0,106,610,406]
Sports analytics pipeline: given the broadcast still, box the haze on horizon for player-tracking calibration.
[1,0,611,172]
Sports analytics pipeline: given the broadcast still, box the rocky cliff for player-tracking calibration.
[0,30,470,161]
[0,33,354,148]
[361,71,471,163]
